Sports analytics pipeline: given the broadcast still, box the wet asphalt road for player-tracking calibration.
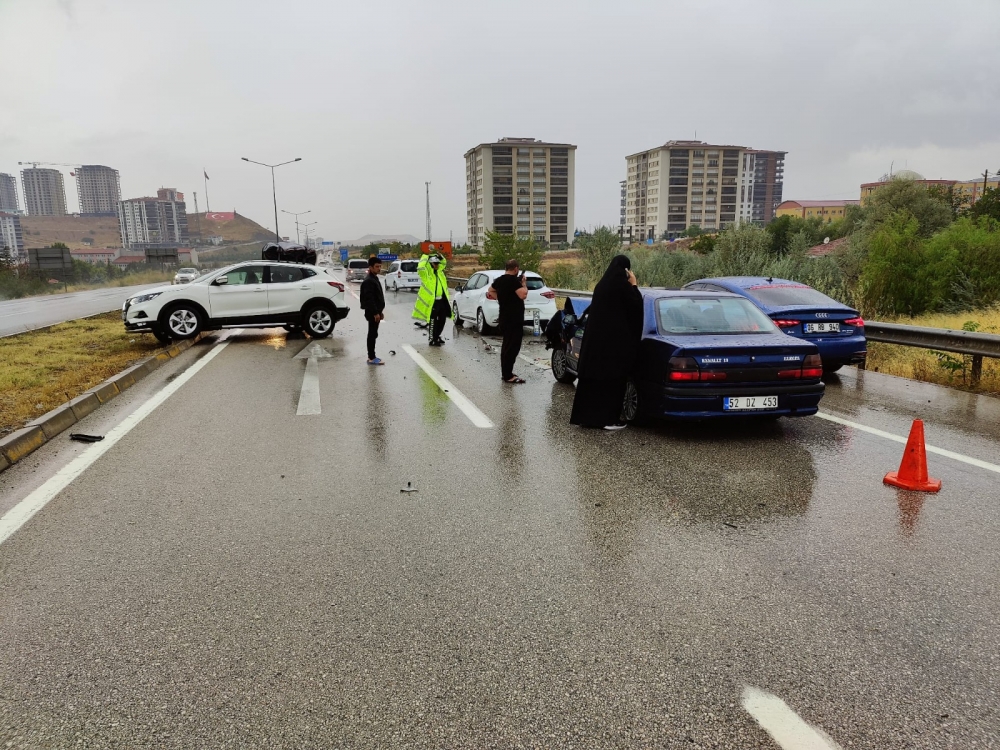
[0,283,160,337]
[0,277,998,748]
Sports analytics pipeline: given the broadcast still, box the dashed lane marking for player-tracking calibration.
[402,344,494,429]
[817,411,1000,475]
[742,686,844,750]
[518,352,551,371]
[0,330,240,548]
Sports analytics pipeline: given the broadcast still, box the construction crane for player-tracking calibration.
[18,161,82,176]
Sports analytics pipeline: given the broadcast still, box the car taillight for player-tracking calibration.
[699,370,726,381]
[541,291,556,299]
[777,368,802,379]
[773,319,800,328]
[668,356,700,381]
[844,317,864,327]
[801,353,823,378]
[397,271,402,277]
[327,281,344,292]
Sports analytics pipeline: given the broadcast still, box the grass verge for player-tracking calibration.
[0,311,162,437]
[866,307,1000,395]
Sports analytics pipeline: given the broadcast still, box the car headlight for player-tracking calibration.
[130,292,163,305]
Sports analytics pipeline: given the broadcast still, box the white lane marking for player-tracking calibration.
[296,357,321,415]
[0,331,239,548]
[742,686,844,750]
[518,352,551,371]
[402,344,494,429]
[817,412,1000,475]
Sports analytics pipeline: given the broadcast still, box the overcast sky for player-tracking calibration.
[2,0,999,243]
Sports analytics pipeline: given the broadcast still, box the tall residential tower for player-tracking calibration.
[76,165,121,216]
[21,168,68,216]
[465,137,576,249]
[0,173,19,214]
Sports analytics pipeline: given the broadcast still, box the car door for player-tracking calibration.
[460,273,484,318]
[208,265,268,319]
[267,265,313,317]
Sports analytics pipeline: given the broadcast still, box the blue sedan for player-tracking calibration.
[546,290,825,422]
[683,277,866,373]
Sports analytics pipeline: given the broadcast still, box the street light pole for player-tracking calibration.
[300,220,317,248]
[281,209,311,244]
[241,157,302,242]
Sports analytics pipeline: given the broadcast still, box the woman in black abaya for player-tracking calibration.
[570,254,644,430]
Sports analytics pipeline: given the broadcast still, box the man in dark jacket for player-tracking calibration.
[359,256,386,365]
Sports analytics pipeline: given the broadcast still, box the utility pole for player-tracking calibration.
[203,169,211,212]
[193,192,203,242]
[425,181,431,242]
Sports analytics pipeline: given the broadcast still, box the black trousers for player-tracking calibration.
[500,321,523,380]
[430,298,449,342]
[366,315,380,359]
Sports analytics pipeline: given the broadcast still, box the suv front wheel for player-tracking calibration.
[162,303,202,339]
[303,304,334,338]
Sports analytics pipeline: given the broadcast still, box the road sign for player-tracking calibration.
[377,253,398,262]
[340,248,349,262]
[321,241,334,246]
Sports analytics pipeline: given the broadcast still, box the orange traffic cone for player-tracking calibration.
[884,419,942,492]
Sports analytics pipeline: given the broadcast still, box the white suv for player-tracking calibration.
[122,261,349,343]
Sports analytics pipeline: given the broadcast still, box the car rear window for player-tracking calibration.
[401,261,419,272]
[657,297,778,334]
[745,284,838,307]
[348,260,368,269]
[526,278,545,291]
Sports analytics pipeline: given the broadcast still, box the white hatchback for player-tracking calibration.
[122,260,349,343]
[384,259,421,291]
[452,270,557,334]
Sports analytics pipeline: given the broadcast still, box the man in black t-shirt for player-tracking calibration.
[487,259,528,384]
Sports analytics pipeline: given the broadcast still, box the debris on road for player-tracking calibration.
[401,482,418,493]
[69,433,104,443]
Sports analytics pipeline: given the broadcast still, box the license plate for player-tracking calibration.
[724,395,778,411]
[804,322,840,333]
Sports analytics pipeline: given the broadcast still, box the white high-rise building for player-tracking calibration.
[0,212,25,259]
[119,192,188,249]
[21,168,67,216]
[465,137,576,249]
[0,173,19,214]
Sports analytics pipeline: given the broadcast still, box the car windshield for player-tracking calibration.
[178,268,197,274]
[745,284,839,307]
[657,297,778,334]
[400,261,419,272]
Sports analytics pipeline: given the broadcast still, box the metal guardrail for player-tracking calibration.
[448,276,1000,385]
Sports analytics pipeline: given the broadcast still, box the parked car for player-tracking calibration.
[384,259,421,291]
[545,290,825,422]
[452,270,557,334]
[683,277,866,373]
[122,261,348,343]
[172,268,200,284]
[346,258,369,282]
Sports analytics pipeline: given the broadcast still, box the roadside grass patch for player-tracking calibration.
[865,307,1000,394]
[0,312,161,436]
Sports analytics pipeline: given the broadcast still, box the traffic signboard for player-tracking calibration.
[377,253,398,262]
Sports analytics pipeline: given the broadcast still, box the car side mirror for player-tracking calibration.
[455,285,464,293]
[213,276,228,286]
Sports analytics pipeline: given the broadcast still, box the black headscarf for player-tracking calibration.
[576,254,644,380]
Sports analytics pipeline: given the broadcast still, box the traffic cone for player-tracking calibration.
[883,419,942,492]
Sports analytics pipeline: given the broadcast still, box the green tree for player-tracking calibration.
[923,216,1000,311]
[681,225,703,238]
[765,215,794,256]
[967,185,1000,223]
[713,224,773,276]
[689,234,716,254]
[575,225,623,278]
[478,230,543,272]
[859,176,953,237]
[857,211,931,316]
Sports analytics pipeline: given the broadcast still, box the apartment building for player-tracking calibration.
[21,167,68,216]
[76,165,121,216]
[776,200,859,221]
[624,140,786,241]
[0,212,25,259]
[465,137,576,249]
[860,171,1000,206]
[119,191,188,249]
[0,173,19,214]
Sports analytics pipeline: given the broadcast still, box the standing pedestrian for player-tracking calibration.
[359,256,386,365]
[487,259,528,384]
[413,252,450,346]
[570,255,643,430]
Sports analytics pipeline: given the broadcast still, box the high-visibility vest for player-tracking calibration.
[412,254,450,322]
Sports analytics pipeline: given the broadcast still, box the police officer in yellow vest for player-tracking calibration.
[412,253,450,346]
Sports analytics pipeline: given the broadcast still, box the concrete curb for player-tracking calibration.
[0,332,207,475]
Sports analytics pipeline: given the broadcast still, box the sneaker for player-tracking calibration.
[367,358,384,366]
[603,423,627,431]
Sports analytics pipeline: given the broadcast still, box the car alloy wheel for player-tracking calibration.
[621,379,639,423]
[167,307,200,338]
[453,303,464,328]
[306,307,333,337]
[551,348,575,384]
[476,308,488,334]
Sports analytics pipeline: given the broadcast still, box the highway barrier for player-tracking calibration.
[448,276,1000,387]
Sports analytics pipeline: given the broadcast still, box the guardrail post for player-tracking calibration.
[971,355,983,387]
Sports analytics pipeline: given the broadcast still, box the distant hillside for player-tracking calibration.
[20,215,123,249]
[188,211,274,243]
[344,233,423,247]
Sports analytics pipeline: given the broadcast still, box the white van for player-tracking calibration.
[384,259,421,291]
[346,258,369,283]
